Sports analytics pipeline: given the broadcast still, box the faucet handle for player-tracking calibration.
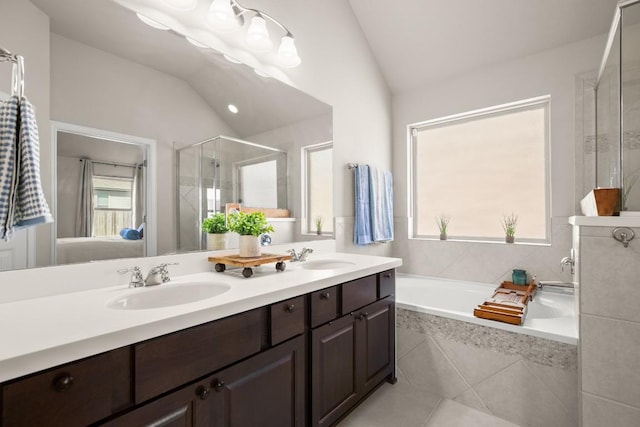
[158,262,179,283]
[117,266,144,287]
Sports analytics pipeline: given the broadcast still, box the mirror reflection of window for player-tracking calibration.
[92,176,133,237]
[305,143,333,234]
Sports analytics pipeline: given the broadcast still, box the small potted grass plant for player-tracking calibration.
[228,211,274,257]
[315,216,323,235]
[502,213,518,243]
[202,213,229,251]
[436,215,450,240]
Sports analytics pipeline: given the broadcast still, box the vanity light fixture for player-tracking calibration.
[227,104,239,114]
[207,0,301,68]
[136,13,170,30]
[162,0,198,11]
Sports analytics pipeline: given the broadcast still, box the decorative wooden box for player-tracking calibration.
[473,281,537,325]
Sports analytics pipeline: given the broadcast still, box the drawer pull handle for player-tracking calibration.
[214,379,225,392]
[196,385,211,400]
[383,273,392,279]
[53,374,74,391]
[285,304,295,313]
[321,292,331,300]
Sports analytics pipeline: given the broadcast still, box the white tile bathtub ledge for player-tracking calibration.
[0,252,402,383]
[569,215,640,227]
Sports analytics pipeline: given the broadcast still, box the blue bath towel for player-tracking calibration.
[353,165,374,245]
[0,96,52,241]
[369,166,394,242]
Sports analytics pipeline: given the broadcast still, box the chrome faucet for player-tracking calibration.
[118,263,178,287]
[560,249,575,275]
[287,248,313,262]
[144,263,178,286]
[118,266,144,288]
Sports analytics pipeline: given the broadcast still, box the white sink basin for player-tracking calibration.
[302,260,356,270]
[107,282,230,310]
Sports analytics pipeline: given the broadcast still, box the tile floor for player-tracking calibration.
[338,377,521,427]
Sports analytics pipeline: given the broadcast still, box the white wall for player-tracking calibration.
[50,34,236,255]
[253,0,394,256]
[392,34,608,283]
[0,0,51,266]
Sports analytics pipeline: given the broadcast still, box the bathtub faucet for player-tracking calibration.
[537,280,575,290]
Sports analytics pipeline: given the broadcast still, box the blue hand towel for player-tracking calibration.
[353,165,374,245]
[120,227,140,240]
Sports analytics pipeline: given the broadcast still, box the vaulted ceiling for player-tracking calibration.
[348,0,620,94]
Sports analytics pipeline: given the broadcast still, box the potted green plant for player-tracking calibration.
[315,216,323,235]
[436,215,450,240]
[502,213,518,243]
[202,213,229,250]
[228,211,274,257]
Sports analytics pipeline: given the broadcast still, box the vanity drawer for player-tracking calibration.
[310,286,338,328]
[135,307,266,403]
[271,296,306,345]
[378,269,395,298]
[1,347,132,427]
[341,274,377,314]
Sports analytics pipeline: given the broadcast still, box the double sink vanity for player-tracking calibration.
[0,252,401,426]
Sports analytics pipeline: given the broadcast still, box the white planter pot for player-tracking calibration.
[207,233,228,251]
[239,235,261,257]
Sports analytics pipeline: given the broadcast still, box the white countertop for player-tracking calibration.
[0,252,401,383]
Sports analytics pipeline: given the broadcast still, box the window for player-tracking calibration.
[303,143,333,234]
[410,97,549,242]
[92,176,133,236]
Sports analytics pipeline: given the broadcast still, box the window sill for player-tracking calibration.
[409,236,551,247]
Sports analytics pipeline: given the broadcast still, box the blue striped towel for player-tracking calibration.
[0,96,52,241]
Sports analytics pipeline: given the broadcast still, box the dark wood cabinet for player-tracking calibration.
[1,269,395,427]
[311,296,395,427]
[102,335,305,427]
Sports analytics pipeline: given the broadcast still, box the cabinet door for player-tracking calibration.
[357,297,395,394]
[210,335,306,427]
[100,380,210,427]
[311,314,359,427]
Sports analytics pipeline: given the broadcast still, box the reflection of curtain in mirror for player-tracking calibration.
[132,164,144,228]
[75,158,93,237]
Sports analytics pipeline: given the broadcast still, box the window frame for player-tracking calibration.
[407,96,552,244]
[301,141,333,235]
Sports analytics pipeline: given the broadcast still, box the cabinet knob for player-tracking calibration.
[285,304,295,313]
[53,373,74,391]
[356,312,369,321]
[321,292,331,300]
[383,273,392,279]
[196,385,211,400]
[213,379,225,392]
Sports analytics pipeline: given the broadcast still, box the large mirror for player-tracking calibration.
[1,0,332,270]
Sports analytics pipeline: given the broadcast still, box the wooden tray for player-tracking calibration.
[473,281,537,325]
[208,253,292,278]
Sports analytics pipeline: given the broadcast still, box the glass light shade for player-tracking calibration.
[136,13,170,30]
[277,36,301,68]
[208,0,240,33]
[162,0,198,11]
[246,15,273,52]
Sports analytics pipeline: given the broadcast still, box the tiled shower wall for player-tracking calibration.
[397,309,578,427]
[576,224,640,426]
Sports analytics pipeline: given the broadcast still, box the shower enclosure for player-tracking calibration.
[595,0,640,212]
[176,136,287,252]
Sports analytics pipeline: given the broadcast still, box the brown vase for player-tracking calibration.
[505,235,515,243]
[440,233,447,240]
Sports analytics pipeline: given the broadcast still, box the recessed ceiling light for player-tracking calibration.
[136,13,170,30]
[228,104,239,114]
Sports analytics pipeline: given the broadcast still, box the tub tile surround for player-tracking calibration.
[397,309,578,427]
[392,216,573,285]
[571,218,640,426]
